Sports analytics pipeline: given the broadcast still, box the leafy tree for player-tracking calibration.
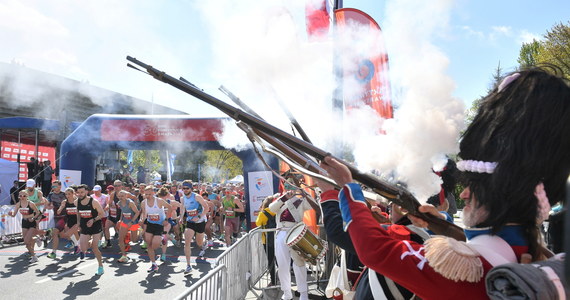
[539,22,570,78]
[516,22,570,79]
[517,40,542,68]
[202,150,243,183]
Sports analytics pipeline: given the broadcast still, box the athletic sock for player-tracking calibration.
[70,235,79,246]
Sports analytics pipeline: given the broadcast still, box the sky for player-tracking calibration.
[1,0,567,115]
[0,0,568,198]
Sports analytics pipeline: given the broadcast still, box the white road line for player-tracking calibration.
[35,262,98,284]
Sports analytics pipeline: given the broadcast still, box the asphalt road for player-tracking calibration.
[0,237,226,299]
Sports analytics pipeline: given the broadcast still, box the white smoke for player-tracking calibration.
[349,0,464,201]
[195,0,464,202]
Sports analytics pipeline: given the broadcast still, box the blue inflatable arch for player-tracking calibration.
[59,114,279,227]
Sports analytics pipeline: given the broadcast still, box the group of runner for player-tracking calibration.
[9,178,247,276]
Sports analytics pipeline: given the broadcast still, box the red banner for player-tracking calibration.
[0,141,56,180]
[306,0,331,40]
[335,8,393,119]
[100,119,224,142]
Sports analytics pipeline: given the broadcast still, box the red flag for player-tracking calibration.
[335,8,393,119]
[305,0,330,40]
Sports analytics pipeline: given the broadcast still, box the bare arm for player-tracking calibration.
[138,200,147,224]
[129,201,140,224]
[196,195,209,219]
[234,198,245,213]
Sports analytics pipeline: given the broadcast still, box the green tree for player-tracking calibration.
[516,22,570,79]
[517,39,542,68]
[202,150,243,183]
[539,22,570,78]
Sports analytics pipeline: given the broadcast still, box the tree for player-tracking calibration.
[517,40,542,68]
[539,22,570,78]
[202,150,243,183]
[516,22,570,79]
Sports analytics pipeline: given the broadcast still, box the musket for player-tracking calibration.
[126,56,466,241]
[221,85,389,224]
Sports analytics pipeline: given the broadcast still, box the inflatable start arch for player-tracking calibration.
[59,114,278,227]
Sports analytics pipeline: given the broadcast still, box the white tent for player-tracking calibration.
[0,158,18,205]
[226,175,244,184]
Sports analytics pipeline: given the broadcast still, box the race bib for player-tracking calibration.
[19,208,31,216]
[225,211,235,217]
[148,214,160,222]
[66,207,77,215]
[187,209,198,217]
[110,207,117,218]
[79,210,92,218]
[123,212,132,220]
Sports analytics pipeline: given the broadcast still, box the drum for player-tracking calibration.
[285,223,327,265]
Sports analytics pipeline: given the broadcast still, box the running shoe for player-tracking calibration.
[47,252,56,259]
[35,237,42,247]
[141,241,148,249]
[79,251,85,260]
[102,240,111,249]
[118,256,129,263]
[184,265,192,276]
[147,263,158,273]
[29,255,38,263]
[198,249,206,258]
[125,244,131,252]
[96,266,104,276]
[64,241,73,248]
[43,236,49,248]
[207,240,214,247]
[160,254,166,262]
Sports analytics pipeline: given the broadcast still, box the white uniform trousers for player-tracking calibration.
[275,228,308,299]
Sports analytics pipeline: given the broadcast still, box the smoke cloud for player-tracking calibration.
[196,0,464,202]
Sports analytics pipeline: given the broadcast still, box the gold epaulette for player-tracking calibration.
[424,236,483,283]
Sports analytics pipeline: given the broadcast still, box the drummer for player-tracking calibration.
[268,177,319,300]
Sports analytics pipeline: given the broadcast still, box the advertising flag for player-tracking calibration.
[335,8,393,119]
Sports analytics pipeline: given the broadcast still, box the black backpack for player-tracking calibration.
[262,210,276,242]
[262,210,276,229]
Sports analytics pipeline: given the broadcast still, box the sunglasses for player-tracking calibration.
[182,187,190,190]
[19,195,28,198]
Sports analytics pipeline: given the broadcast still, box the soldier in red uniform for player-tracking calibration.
[319,68,570,300]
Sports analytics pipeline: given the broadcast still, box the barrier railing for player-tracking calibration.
[174,264,227,300]
[214,230,256,299]
[180,226,331,299]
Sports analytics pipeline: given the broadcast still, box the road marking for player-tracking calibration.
[35,262,98,283]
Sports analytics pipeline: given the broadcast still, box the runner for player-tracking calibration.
[76,184,105,276]
[56,187,81,255]
[179,180,208,275]
[139,186,171,273]
[106,180,136,248]
[117,190,140,263]
[221,190,244,246]
[91,185,109,248]
[25,178,48,245]
[202,191,216,248]
[9,190,42,263]
[156,187,182,262]
[46,181,66,259]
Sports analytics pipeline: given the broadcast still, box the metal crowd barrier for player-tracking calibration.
[214,229,257,299]
[178,226,332,299]
[174,264,227,300]
[0,205,56,247]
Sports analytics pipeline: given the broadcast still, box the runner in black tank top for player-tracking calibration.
[76,184,106,276]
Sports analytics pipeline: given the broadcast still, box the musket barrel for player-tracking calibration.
[126,56,466,241]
